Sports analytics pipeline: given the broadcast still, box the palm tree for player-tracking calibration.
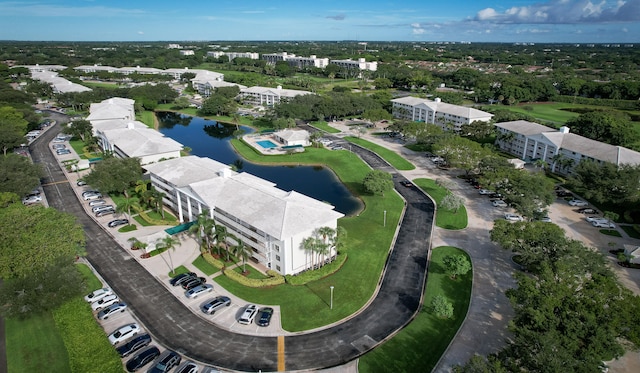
[127,237,147,251]
[214,225,228,259]
[116,196,139,222]
[189,210,215,253]
[317,227,336,264]
[233,239,252,273]
[148,189,166,219]
[156,235,180,275]
[301,236,317,270]
[134,180,150,198]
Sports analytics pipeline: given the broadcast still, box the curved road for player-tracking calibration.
[31,118,435,371]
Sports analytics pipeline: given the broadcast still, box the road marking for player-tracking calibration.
[277,335,285,371]
[42,180,69,186]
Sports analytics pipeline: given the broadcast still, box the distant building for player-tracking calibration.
[190,70,244,97]
[284,55,329,69]
[239,85,313,106]
[179,50,195,56]
[207,51,259,61]
[329,58,377,72]
[262,52,291,65]
[390,96,493,132]
[143,156,343,275]
[30,70,92,93]
[494,120,640,174]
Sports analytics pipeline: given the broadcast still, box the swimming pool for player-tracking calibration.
[257,140,278,149]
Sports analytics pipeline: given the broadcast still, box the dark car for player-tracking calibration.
[577,208,597,214]
[201,296,231,314]
[116,333,151,358]
[182,277,206,290]
[257,307,274,327]
[147,349,181,373]
[556,190,573,197]
[169,272,196,286]
[108,218,129,228]
[400,180,413,187]
[126,346,160,372]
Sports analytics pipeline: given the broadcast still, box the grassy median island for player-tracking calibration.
[358,246,473,373]
[344,136,416,171]
[414,178,468,230]
[216,139,403,331]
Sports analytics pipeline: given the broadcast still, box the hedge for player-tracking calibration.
[285,253,348,286]
[202,252,225,269]
[202,252,285,287]
[52,298,122,373]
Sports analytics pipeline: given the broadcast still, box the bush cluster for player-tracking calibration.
[223,267,285,287]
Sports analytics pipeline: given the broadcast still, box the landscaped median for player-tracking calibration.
[344,136,416,171]
[358,246,473,372]
[414,178,468,230]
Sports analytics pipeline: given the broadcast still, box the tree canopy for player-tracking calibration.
[566,110,639,147]
[83,157,142,196]
[0,106,28,155]
[0,153,43,197]
[362,170,394,196]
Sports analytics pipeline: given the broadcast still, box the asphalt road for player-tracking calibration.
[31,118,435,371]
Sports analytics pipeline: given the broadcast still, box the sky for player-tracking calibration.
[0,0,639,43]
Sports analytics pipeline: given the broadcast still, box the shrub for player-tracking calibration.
[430,295,454,319]
[285,253,348,286]
[202,252,225,270]
[222,267,285,287]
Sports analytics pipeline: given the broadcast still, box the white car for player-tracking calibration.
[238,304,258,325]
[568,199,588,207]
[97,302,127,320]
[478,189,494,195]
[108,323,140,345]
[83,193,103,201]
[492,200,507,207]
[504,213,524,222]
[84,287,113,303]
[22,195,43,205]
[91,294,119,311]
[585,216,607,223]
[184,284,213,299]
[592,220,616,228]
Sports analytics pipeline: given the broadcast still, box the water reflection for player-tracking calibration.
[156,112,361,215]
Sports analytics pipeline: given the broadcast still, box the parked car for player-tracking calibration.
[488,193,503,199]
[576,208,597,214]
[116,333,152,358]
[91,294,119,311]
[185,283,213,299]
[56,149,71,155]
[84,287,113,303]
[22,195,43,204]
[400,180,413,187]
[181,277,206,290]
[201,367,221,373]
[592,220,616,228]
[76,179,87,186]
[52,144,66,149]
[83,193,103,201]
[585,216,607,223]
[169,272,197,286]
[108,218,130,228]
[88,199,107,207]
[95,208,116,217]
[538,216,552,223]
[556,190,573,197]
[147,349,181,373]
[175,361,199,373]
[92,204,114,213]
[108,323,140,345]
[82,190,100,197]
[504,213,524,222]
[478,189,494,195]
[238,304,258,325]
[97,302,127,320]
[126,346,160,372]
[568,199,588,207]
[201,296,231,315]
[492,200,507,207]
[257,307,274,327]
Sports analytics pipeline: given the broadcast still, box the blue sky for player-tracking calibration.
[1,0,639,42]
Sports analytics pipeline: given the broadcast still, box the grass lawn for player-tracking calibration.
[5,313,71,373]
[233,265,268,279]
[68,139,100,160]
[133,214,152,226]
[82,81,121,90]
[414,178,468,230]
[192,255,221,276]
[345,136,416,171]
[118,224,137,233]
[310,120,341,133]
[358,246,473,373]
[215,139,403,331]
[137,110,157,128]
[621,225,640,239]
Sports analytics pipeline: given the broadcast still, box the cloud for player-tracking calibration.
[0,1,145,17]
[473,0,640,24]
[137,31,144,35]
[326,14,346,21]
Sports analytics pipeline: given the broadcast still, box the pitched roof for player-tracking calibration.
[494,120,556,135]
[241,86,313,98]
[275,129,309,142]
[391,96,493,119]
[104,127,183,159]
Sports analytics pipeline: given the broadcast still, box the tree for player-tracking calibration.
[148,189,166,219]
[301,236,318,270]
[188,210,215,253]
[0,203,85,279]
[233,239,252,273]
[432,135,490,174]
[453,355,507,373]
[173,96,190,109]
[491,169,555,220]
[156,235,180,275]
[430,295,454,319]
[83,157,142,196]
[440,194,465,213]
[363,170,394,196]
[214,225,228,259]
[568,161,640,206]
[0,154,43,197]
[116,195,139,222]
[63,119,93,142]
[373,77,393,90]
[566,110,639,147]
[0,106,28,155]
[442,254,471,279]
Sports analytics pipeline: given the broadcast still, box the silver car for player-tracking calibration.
[92,204,114,213]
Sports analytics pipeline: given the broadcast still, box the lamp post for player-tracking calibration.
[383,210,387,227]
[330,286,334,310]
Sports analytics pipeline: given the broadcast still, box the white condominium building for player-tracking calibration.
[239,85,313,106]
[144,156,344,275]
[329,58,377,72]
[390,96,493,132]
[284,55,329,69]
[494,120,640,175]
[207,51,260,61]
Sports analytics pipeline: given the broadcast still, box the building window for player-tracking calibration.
[275,255,281,261]
[276,265,281,271]
[274,244,280,252]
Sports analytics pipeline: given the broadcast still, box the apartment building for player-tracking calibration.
[239,85,313,106]
[329,58,377,72]
[390,96,493,132]
[143,156,343,275]
[207,51,259,61]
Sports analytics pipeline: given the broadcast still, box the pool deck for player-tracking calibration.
[243,133,304,155]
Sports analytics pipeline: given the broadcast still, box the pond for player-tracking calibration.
[156,112,361,216]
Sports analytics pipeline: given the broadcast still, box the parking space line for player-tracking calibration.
[277,335,285,371]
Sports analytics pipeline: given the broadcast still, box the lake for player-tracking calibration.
[156,112,361,216]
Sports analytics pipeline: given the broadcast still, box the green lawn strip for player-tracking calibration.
[192,255,221,276]
[133,214,152,227]
[81,81,120,90]
[344,136,416,170]
[169,265,192,277]
[5,314,71,373]
[76,262,103,291]
[233,265,268,279]
[68,139,100,160]
[310,120,341,133]
[218,139,402,331]
[136,110,156,128]
[621,225,640,239]
[118,224,137,233]
[358,246,473,373]
[414,178,468,230]
[600,229,623,237]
